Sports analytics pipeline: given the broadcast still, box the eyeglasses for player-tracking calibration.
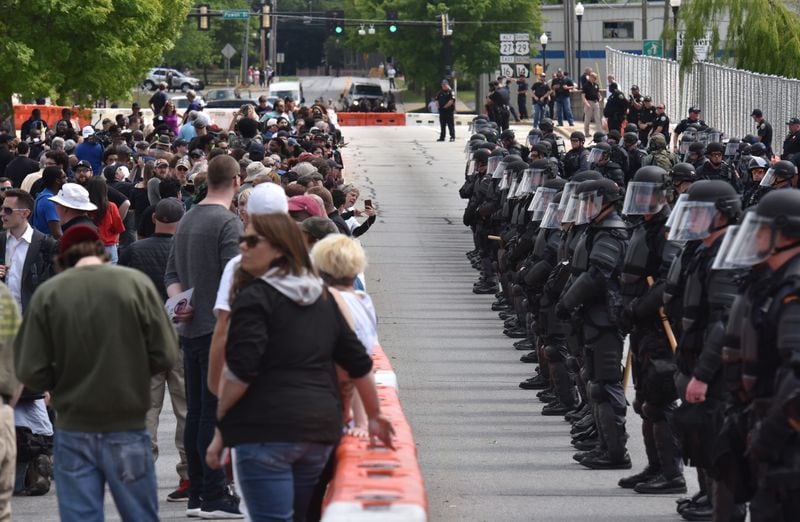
[2,207,27,215]
[0,187,10,191]
[155,164,169,169]
[239,234,267,248]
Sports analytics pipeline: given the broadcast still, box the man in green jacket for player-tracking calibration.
[13,225,178,521]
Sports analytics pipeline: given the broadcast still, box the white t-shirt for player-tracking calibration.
[338,290,378,355]
[214,254,241,315]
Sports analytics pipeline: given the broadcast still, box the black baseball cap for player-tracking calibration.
[689,106,701,113]
[75,160,92,170]
[751,109,763,118]
[787,117,800,125]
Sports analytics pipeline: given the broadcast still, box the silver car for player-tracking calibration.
[143,68,204,92]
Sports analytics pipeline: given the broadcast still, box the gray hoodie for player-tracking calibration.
[260,267,323,305]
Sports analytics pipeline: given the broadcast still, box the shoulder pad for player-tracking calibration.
[593,213,628,231]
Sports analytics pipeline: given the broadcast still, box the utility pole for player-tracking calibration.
[642,0,648,39]
[564,1,575,75]
[241,13,251,84]
[269,0,278,77]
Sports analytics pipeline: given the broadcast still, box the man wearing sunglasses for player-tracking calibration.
[0,189,57,311]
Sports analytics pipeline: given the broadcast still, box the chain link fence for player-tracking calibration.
[606,46,800,141]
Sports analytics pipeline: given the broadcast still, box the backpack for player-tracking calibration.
[643,150,675,171]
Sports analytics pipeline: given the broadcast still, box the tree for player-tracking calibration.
[0,0,191,106]
[162,20,217,79]
[341,0,541,91]
[672,0,800,78]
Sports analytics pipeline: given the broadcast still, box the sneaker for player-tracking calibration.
[449,137,456,142]
[436,138,445,142]
[167,479,190,502]
[187,497,202,517]
[199,493,244,519]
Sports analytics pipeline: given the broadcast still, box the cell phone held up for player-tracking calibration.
[364,199,373,209]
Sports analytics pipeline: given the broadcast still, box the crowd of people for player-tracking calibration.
[0,90,389,521]
[459,110,800,521]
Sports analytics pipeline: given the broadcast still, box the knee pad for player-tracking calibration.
[565,356,580,373]
[588,381,608,403]
[544,344,564,363]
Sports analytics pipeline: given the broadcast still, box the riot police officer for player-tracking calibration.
[623,132,646,183]
[556,178,631,470]
[685,141,706,169]
[722,188,800,521]
[587,142,624,185]
[539,118,566,161]
[751,109,773,157]
[742,156,771,208]
[617,166,686,494]
[696,142,739,190]
[672,106,708,150]
[759,159,798,190]
[668,180,743,522]
[604,83,629,134]
[669,162,699,200]
[563,131,590,179]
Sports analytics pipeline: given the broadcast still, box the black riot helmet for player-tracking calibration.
[539,118,555,133]
[742,134,758,145]
[759,160,798,188]
[705,142,725,155]
[480,129,497,142]
[607,130,621,145]
[749,142,767,157]
[624,123,638,134]
[587,141,611,165]
[668,180,742,241]
[575,178,624,225]
[500,129,515,142]
[533,141,551,159]
[593,131,607,144]
[571,170,603,183]
[670,162,698,183]
[470,133,486,142]
[542,176,567,191]
[623,166,668,215]
[527,128,543,147]
[530,158,558,181]
[472,148,491,164]
[724,189,800,267]
[623,132,639,145]
[688,142,705,155]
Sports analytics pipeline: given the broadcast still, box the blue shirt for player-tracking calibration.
[177,122,197,142]
[74,141,104,175]
[32,188,59,235]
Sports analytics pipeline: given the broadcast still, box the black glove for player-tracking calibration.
[555,302,572,320]
[617,302,636,334]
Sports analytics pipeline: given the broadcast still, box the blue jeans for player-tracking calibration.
[555,97,574,126]
[53,430,157,522]
[182,335,226,502]
[533,103,547,128]
[235,442,333,522]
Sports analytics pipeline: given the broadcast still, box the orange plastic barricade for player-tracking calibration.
[322,365,427,521]
[12,104,36,132]
[13,104,92,133]
[337,112,367,126]
[371,344,398,389]
[363,113,406,126]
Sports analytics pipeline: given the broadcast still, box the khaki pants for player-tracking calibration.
[146,350,188,481]
[583,101,603,137]
[0,405,15,522]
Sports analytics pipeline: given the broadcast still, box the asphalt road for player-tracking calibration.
[11,124,695,521]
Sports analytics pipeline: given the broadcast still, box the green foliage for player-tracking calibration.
[342,0,541,90]
[163,20,218,71]
[0,0,191,104]
[675,0,800,78]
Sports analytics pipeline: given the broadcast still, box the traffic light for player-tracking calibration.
[387,9,398,33]
[197,4,210,31]
[328,10,344,34]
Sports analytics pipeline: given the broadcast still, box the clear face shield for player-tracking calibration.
[724,142,739,158]
[528,187,558,220]
[622,181,667,216]
[527,134,541,147]
[467,159,476,174]
[711,225,741,270]
[665,193,689,230]
[488,156,502,178]
[541,202,565,229]
[507,174,520,198]
[723,213,776,267]
[666,201,719,241]
[576,190,603,225]
[679,139,693,156]
[759,168,778,187]
[587,147,604,165]
[683,128,697,142]
[498,171,511,191]
[561,193,581,224]
[513,168,542,198]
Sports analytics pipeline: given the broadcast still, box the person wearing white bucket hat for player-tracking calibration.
[49,183,98,233]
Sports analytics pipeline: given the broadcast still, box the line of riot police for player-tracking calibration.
[459,115,800,522]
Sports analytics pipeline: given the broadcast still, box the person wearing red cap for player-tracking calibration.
[13,225,178,521]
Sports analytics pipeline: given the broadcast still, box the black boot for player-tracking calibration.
[634,474,687,494]
[519,375,548,390]
[572,447,602,463]
[583,401,629,469]
[565,403,590,423]
[579,450,632,470]
[513,338,534,350]
[572,437,599,451]
[520,351,538,363]
[618,465,661,489]
[541,401,576,416]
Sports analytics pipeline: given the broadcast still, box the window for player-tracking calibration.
[603,21,634,39]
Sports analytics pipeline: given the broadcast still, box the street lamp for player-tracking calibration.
[671,0,681,60]
[575,2,584,81]
[540,33,549,75]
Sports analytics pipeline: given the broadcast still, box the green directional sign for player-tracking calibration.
[223,10,250,20]
[643,39,664,58]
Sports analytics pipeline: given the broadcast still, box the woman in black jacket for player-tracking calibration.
[206,211,393,521]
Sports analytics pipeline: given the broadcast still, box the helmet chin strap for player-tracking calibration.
[772,239,800,255]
